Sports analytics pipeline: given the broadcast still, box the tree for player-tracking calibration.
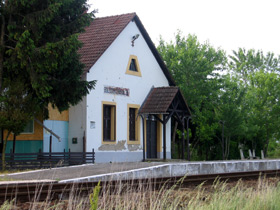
[0,78,40,166]
[229,48,280,157]
[246,71,280,156]
[0,0,96,169]
[158,32,227,160]
[229,48,280,85]
[214,75,246,159]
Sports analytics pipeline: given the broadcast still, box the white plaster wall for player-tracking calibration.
[68,97,87,152]
[85,21,171,162]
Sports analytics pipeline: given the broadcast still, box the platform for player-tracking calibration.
[1,159,280,184]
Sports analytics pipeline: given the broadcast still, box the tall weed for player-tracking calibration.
[1,176,280,209]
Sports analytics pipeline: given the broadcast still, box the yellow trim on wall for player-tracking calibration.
[127,104,141,145]
[101,101,117,145]
[4,116,43,141]
[157,115,163,153]
[48,104,69,121]
[125,55,142,77]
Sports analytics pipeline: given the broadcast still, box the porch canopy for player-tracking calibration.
[138,86,191,161]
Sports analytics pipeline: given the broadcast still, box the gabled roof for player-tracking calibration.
[78,13,175,86]
[139,87,191,115]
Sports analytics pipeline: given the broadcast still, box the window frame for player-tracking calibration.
[102,101,116,144]
[127,104,141,144]
[125,55,142,77]
[21,120,34,134]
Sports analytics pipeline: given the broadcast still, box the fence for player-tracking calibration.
[0,149,95,170]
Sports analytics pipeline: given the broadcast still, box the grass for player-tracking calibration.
[0,176,16,181]
[0,169,33,176]
[0,169,35,182]
[1,176,280,209]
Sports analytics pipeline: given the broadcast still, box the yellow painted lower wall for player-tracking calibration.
[4,118,43,141]
[3,102,69,142]
[48,104,69,121]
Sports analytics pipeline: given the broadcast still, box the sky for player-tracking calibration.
[88,0,280,56]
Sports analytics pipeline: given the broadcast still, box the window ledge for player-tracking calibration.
[102,140,117,145]
[127,140,141,145]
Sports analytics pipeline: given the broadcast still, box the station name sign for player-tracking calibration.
[104,86,130,96]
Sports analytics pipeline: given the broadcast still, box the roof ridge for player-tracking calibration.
[95,12,136,20]
[155,86,178,89]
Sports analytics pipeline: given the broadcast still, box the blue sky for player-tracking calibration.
[89,0,280,56]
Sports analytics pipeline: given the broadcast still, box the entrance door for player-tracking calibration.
[146,117,157,158]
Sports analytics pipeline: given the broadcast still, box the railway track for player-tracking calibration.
[0,169,279,203]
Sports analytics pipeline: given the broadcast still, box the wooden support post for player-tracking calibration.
[49,135,52,153]
[69,148,71,165]
[0,128,3,154]
[39,148,42,168]
[182,116,185,160]
[187,116,191,161]
[10,149,13,168]
[163,115,166,160]
[83,131,86,153]
[83,131,86,163]
[12,134,16,154]
[141,115,146,162]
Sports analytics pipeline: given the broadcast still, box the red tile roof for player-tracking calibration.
[78,13,136,72]
[139,87,191,114]
[78,13,175,86]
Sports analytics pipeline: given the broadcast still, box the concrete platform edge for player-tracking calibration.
[59,160,280,183]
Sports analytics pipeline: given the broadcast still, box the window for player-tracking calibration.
[22,120,34,134]
[125,55,142,77]
[127,104,140,144]
[129,108,136,140]
[102,102,116,142]
[129,59,138,72]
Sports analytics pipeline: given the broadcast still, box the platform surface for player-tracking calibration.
[1,159,280,184]
[0,162,165,183]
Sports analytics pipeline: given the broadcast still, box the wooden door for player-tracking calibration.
[147,118,157,158]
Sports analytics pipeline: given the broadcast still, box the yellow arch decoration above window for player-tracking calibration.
[125,55,142,77]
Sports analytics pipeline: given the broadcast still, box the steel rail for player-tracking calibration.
[0,169,279,203]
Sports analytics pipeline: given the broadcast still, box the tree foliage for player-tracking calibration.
[158,33,280,160]
[229,49,280,156]
[158,32,227,160]
[0,0,96,169]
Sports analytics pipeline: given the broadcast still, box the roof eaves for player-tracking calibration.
[178,88,192,115]
[138,86,154,115]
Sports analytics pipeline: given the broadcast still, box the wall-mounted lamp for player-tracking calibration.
[131,34,140,47]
